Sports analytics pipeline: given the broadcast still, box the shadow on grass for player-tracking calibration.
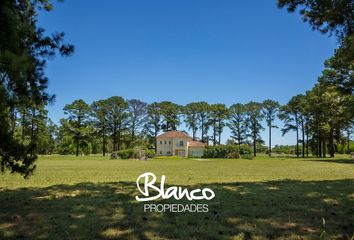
[0,179,353,240]
[304,159,354,164]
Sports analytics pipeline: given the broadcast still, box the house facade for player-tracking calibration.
[156,131,206,157]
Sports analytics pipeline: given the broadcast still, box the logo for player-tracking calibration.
[135,172,215,213]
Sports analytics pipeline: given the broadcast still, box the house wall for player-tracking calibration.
[156,138,173,156]
[172,138,189,157]
[188,147,205,157]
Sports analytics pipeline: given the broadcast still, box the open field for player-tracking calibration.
[0,155,353,239]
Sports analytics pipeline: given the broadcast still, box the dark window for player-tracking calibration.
[160,151,162,154]
[160,141,162,144]
[164,141,167,144]
[169,141,171,144]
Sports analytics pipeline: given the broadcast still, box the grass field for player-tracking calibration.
[0,155,353,240]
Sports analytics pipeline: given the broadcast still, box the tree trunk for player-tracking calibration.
[306,129,309,157]
[296,125,299,158]
[131,130,135,147]
[213,125,216,146]
[329,128,334,157]
[102,133,106,156]
[154,130,158,153]
[238,124,241,145]
[253,133,257,157]
[268,125,271,157]
[201,118,204,142]
[75,134,79,157]
[117,130,121,151]
[301,119,305,158]
[30,109,35,156]
[318,131,322,157]
[322,137,326,158]
[348,132,351,154]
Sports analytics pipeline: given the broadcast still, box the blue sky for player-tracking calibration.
[39,0,338,146]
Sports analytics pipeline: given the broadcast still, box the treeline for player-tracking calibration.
[13,84,354,158]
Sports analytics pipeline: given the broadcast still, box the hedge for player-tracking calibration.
[112,148,155,159]
[202,144,252,159]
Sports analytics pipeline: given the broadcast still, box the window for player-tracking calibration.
[169,141,171,144]
[164,141,167,144]
[167,151,171,155]
[160,151,162,155]
[176,141,184,147]
[160,141,162,144]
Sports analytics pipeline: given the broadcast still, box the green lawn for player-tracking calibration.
[0,155,353,239]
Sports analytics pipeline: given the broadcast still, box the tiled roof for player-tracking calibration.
[157,131,192,139]
[188,141,206,147]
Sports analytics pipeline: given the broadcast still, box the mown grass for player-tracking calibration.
[0,155,353,239]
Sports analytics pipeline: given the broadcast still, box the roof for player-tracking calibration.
[188,141,206,147]
[156,131,192,139]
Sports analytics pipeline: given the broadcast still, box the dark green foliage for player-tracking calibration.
[241,154,254,160]
[209,104,229,145]
[112,148,155,159]
[159,101,181,132]
[228,103,247,145]
[277,0,353,38]
[245,102,264,157]
[203,144,252,158]
[63,99,91,157]
[115,149,136,159]
[0,0,73,177]
[146,149,156,158]
[183,102,200,140]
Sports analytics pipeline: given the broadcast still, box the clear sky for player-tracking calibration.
[39,0,338,146]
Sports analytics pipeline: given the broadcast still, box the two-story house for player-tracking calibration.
[156,131,206,157]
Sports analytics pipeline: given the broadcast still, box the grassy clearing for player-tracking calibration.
[0,155,353,239]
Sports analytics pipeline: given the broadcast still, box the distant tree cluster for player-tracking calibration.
[11,95,351,160]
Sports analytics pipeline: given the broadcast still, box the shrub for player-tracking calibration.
[146,150,156,158]
[226,151,240,159]
[203,144,253,159]
[116,149,136,159]
[241,154,254,160]
[203,145,238,158]
[239,144,253,155]
[111,148,155,159]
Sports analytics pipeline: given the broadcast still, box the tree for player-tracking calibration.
[183,103,200,140]
[91,100,109,156]
[228,103,247,145]
[279,95,303,157]
[159,101,181,132]
[63,99,91,157]
[195,102,211,143]
[0,0,73,177]
[127,99,148,147]
[262,100,280,157]
[106,96,129,151]
[245,102,264,157]
[344,124,354,154]
[209,104,229,145]
[278,0,354,94]
[307,83,354,157]
[144,102,161,152]
[277,0,353,39]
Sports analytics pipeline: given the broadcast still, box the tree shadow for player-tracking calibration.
[304,159,354,164]
[0,179,353,239]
